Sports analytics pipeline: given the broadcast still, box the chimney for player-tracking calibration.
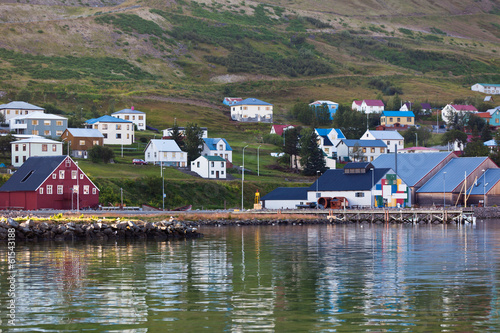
[131,106,134,110]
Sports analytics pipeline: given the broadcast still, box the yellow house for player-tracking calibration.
[380,111,415,126]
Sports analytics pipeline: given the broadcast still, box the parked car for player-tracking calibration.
[133,159,147,165]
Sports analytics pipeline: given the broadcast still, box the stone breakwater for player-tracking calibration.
[0,218,201,241]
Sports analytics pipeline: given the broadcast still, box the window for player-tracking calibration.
[79,140,85,145]
[139,116,143,120]
[102,124,108,130]
[370,156,374,161]
[362,148,366,153]
[94,124,98,129]
[221,162,224,167]
[103,134,108,139]
[32,120,39,125]
[497,119,499,124]
[389,117,393,122]
[52,173,56,179]
[407,117,411,122]
[355,192,365,197]
[125,115,129,120]
[219,144,223,150]
[211,170,214,175]
[73,185,78,194]
[172,152,176,158]
[80,174,84,180]
[47,185,53,194]
[221,171,224,175]
[116,133,121,139]
[211,161,214,167]
[44,130,50,136]
[116,124,121,130]
[397,117,401,122]
[32,130,39,135]
[56,121,63,126]
[197,162,200,167]
[387,141,390,145]
[42,144,48,152]
[65,159,71,167]
[371,148,375,153]
[56,131,62,136]
[380,148,385,153]
[92,188,97,195]
[127,125,130,130]
[15,156,19,164]
[57,185,63,195]
[93,140,99,145]
[127,134,130,139]
[22,144,26,151]
[52,145,57,152]
[84,186,89,195]
[72,170,77,179]
[39,188,43,195]
[15,145,18,151]
[59,170,65,179]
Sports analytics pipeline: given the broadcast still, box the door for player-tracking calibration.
[216,171,219,178]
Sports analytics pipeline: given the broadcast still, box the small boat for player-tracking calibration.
[171,204,192,211]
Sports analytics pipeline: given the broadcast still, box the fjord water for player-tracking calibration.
[2,221,500,332]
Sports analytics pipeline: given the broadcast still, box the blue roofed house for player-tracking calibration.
[380,111,415,127]
[112,107,146,131]
[315,128,345,156]
[0,101,45,121]
[309,100,339,120]
[201,138,233,163]
[260,162,410,209]
[361,130,404,153]
[336,139,387,162]
[416,157,498,207]
[84,115,134,145]
[230,98,273,123]
[467,169,500,206]
[223,97,243,106]
[372,152,456,205]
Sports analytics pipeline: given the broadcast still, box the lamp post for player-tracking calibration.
[415,132,418,147]
[161,161,165,211]
[316,170,320,209]
[443,172,447,209]
[257,145,262,177]
[482,169,486,207]
[370,168,374,209]
[241,145,248,210]
[76,161,79,213]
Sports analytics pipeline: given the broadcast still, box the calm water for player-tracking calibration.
[1,221,500,332]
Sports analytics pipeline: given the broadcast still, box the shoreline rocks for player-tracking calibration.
[0,218,201,242]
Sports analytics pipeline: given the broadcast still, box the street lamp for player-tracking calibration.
[370,168,374,209]
[482,169,487,207]
[443,172,447,209]
[76,161,80,213]
[415,132,418,147]
[161,162,165,210]
[316,170,320,209]
[257,145,262,177]
[241,145,248,210]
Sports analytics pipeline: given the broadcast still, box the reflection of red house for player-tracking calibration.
[0,155,99,210]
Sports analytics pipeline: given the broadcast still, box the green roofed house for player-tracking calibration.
[191,155,226,179]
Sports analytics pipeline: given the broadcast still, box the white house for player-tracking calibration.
[351,100,385,113]
[112,107,146,131]
[0,101,44,121]
[163,127,208,138]
[8,112,68,138]
[230,98,273,123]
[441,104,478,124]
[191,155,226,179]
[361,130,404,153]
[471,83,500,95]
[315,128,346,157]
[336,139,387,162]
[11,137,63,167]
[201,138,233,163]
[84,115,134,145]
[144,139,187,167]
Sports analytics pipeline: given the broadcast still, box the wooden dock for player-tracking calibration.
[256,208,475,224]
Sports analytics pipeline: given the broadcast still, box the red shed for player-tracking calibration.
[0,155,99,210]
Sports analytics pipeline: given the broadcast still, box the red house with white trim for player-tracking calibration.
[0,155,99,210]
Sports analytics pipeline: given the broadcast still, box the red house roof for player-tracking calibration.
[452,104,478,112]
[272,124,294,136]
[364,99,385,107]
[475,112,492,119]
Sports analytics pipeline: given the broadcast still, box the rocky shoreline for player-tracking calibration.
[0,218,201,241]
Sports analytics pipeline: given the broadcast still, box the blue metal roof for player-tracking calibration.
[381,111,415,117]
[315,128,331,136]
[85,115,132,124]
[372,152,453,187]
[340,139,387,147]
[417,157,489,193]
[468,169,500,195]
[112,108,145,115]
[344,162,373,169]
[203,138,232,151]
[66,128,104,138]
[231,98,272,106]
[0,101,44,110]
[335,128,346,139]
[321,135,333,146]
[311,168,392,191]
[261,187,309,201]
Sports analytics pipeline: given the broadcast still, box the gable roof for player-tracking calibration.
[311,168,392,191]
[451,104,478,112]
[65,128,104,138]
[272,124,294,136]
[223,97,243,103]
[475,83,500,87]
[467,169,500,195]
[85,115,132,124]
[112,108,145,115]
[261,187,309,201]
[203,138,232,151]
[10,111,67,121]
[484,139,497,147]
[320,135,333,146]
[365,130,404,140]
[372,152,454,187]
[353,100,362,106]
[381,111,415,117]
[417,157,490,193]
[0,156,66,192]
[335,129,346,139]
[309,100,338,106]
[315,128,346,139]
[363,99,384,107]
[203,155,226,162]
[475,112,492,119]
[11,136,62,144]
[147,139,182,152]
[232,98,272,106]
[339,139,387,148]
[421,103,432,110]
[0,101,44,111]
[344,162,374,169]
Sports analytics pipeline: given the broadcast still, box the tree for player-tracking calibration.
[466,113,486,133]
[0,133,14,157]
[489,130,500,166]
[299,128,326,176]
[402,126,432,147]
[184,123,204,163]
[315,104,331,126]
[481,125,493,142]
[290,102,313,125]
[170,120,185,149]
[442,129,468,151]
[464,139,489,157]
[350,142,365,162]
[88,145,115,163]
[333,104,366,139]
[283,126,301,171]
